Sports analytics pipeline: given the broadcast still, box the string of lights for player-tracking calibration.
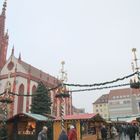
[64,72,139,87]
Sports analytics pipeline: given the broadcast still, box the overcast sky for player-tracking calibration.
[2,0,140,112]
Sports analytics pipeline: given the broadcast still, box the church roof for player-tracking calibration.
[16,56,60,86]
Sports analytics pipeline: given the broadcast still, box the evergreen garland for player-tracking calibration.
[55,93,70,98]
[130,81,140,89]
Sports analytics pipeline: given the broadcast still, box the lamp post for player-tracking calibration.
[55,61,69,130]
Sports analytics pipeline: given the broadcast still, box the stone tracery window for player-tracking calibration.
[17,84,24,113]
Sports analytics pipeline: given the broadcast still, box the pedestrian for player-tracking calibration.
[68,125,77,140]
[38,126,48,140]
[111,125,117,139]
[100,125,107,140]
[58,128,68,140]
[127,124,137,140]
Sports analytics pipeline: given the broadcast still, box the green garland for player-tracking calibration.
[55,93,70,98]
[130,82,140,89]
[0,98,13,104]
[64,72,139,87]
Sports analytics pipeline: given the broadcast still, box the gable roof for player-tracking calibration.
[55,113,104,121]
[108,88,140,100]
[93,94,109,104]
[24,113,52,121]
[20,59,59,85]
[8,113,53,122]
[3,56,60,87]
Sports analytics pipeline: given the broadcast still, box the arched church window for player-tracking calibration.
[17,84,24,113]
[31,85,37,105]
[32,85,36,94]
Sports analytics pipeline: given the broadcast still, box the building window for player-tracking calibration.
[32,85,37,94]
[100,104,102,107]
[113,96,115,99]
[116,96,119,99]
[96,109,98,112]
[96,105,98,107]
[17,84,24,114]
[47,77,49,81]
[123,100,130,104]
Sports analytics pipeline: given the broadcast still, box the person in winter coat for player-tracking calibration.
[127,124,137,140]
[68,125,77,140]
[38,126,48,140]
[111,125,117,138]
[101,125,107,140]
[58,129,68,140]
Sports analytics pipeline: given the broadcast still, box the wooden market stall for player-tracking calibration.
[53,113,105,140]
[7,113,53,140]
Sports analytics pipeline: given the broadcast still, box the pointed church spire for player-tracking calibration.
[2,0,7,16]
[18,53,21,62]
[5,29,9,38]
[0,0,8,71]
[11,45,14,56]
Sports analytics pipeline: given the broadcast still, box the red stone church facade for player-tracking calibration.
[0,0,72,117]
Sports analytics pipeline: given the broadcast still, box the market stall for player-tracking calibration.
[53,113,105,140]
[7,113,53,140]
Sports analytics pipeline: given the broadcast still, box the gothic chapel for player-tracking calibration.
[0,0,72,117]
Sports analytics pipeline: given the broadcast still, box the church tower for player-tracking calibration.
[0,0,9,71]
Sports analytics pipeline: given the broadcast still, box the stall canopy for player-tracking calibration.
[6,113,54,140]
[7,112,52,122]
[55,113,104,121]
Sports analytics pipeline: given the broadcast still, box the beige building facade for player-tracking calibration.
[108,88,140,120]
[93,94,109,120]
[93,88,140,121]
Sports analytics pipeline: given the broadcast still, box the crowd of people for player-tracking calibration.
[38,123,140,140]
[58,125,77,140]
[101,123,140,140]
[38,125,77,140]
